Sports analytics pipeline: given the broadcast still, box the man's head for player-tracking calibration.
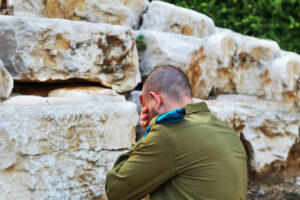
[139,65,193,121]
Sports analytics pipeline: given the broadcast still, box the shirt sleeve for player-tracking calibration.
[105,127,176,200]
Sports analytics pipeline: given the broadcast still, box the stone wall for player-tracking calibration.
[0,0,299,199]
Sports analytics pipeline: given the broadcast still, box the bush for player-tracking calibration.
[157,0,300,54]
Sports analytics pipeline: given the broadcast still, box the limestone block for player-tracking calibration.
[0,16,140,93]
[0,95,138,152]
[48,86,119,97]
[204,32,236,94]
[205,30,300,108]
[14,0,149,29]
[128,90,143,115]
[209,29,281,96]
[213,29,281,97]
[0,150,123,200]
[0,95,138,199]
[140,1,215,38]
[267,52,300,108]
[0,60,13,99]
[231,34,281,98]
[136,30,217,99]
[203,95,299,173]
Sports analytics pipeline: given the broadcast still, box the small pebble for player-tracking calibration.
[296,177,300,186]
[258,189,265,196]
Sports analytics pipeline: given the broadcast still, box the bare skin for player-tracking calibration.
[138,90,193,130]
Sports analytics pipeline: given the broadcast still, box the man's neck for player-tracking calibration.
[165,97,194,113]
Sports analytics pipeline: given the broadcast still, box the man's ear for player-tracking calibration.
[149,91,162,110]
[138,93,144,107]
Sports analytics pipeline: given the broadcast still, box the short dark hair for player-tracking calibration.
[143,65,192,101]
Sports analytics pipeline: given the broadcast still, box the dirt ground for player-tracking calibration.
[248,174,300,200]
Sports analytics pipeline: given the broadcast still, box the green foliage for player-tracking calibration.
[136,34,147,52]
[282,190,299,199]
[158,0,300,54]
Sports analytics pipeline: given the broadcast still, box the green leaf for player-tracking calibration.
[136,35,145,43]
[138,43,147,52]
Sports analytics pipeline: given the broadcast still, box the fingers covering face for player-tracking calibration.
[140,113,148,121]
[141,107,148,114]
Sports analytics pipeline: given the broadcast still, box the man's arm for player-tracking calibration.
[105,127,176,200]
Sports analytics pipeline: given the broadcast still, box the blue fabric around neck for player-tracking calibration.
[142,125,151,141]
[156,108,186,124]
[141,108,186,142]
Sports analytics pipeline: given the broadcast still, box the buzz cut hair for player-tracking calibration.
[143,65,193,101]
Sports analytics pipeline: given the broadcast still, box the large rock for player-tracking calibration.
[203,95,299,174]
[210,29,300,108]
[0,16,141,93]
[136,30,217,99]
[204,32,236,94]
[140,28,298,108]
[48,86,119,97]
[0,94,139,199]
[140,1,215,38]
[128,91,299,174]
[209,29,281,95]
[267,52,300,108]
[14,0,149,29]
[0,60,13,99]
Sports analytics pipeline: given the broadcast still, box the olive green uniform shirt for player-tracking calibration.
[106,102,247,200]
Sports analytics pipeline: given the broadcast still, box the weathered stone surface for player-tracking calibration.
[209,30,299,108]
[136,30,217,99]
[210,31,300,111]
[127,90,142,115]
[128,91,299,174]
[0,95,139,199]
[202,95,299,173]
[0,16,141,93]
[137,28,300,107]
[209,29,281,94]
[0,60,13,99]
[0,150,121,200]
[267,52,300,108]
[140,1,215,38]
[14,0,149,29]
[48,86,119,97]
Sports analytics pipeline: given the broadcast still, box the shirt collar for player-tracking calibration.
[149,102,210,126]
[183,102,210,115]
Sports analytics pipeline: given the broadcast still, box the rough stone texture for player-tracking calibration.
[200,95,299,173]
[0,60,13,99]
[14,0,149,29]
[137,28,300,107]
[209,30,299,108]
[48,86,119,97]
[128,91,299,174]
[212,29,280,94]
[0,15,141,93]
[0,95,139,199]
[127,90,142,115]
[140,1,215,38]
[136,30,217,99]
[268,52,300,108]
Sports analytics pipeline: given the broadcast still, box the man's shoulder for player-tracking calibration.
[151,107,214,128]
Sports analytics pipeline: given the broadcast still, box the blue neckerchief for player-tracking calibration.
[141,108,186,142]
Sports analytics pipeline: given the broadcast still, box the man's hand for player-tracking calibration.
[139,107,149,130]
[139,93,149,130]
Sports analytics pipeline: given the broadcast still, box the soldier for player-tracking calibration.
[106,65,247,200]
